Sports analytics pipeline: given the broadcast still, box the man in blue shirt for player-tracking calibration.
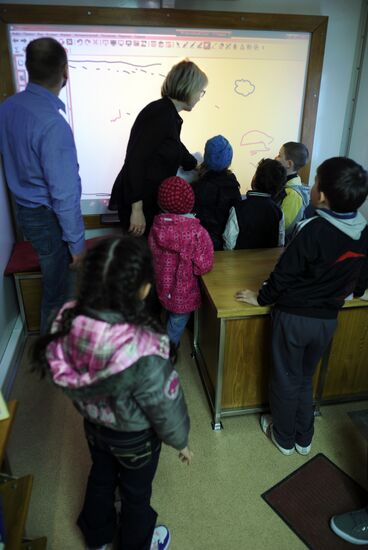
[0,37,85,333]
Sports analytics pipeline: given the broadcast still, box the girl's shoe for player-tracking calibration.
[150,525,171,550]
[260,414,295,456]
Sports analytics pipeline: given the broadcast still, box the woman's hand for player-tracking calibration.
[178,446,193,465]
[235,289,259,306]
[129,201,146,236]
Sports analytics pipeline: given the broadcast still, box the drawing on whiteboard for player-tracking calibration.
[110,109,122,123]
[240,130,274,156]
[69,59,163,74]
[234,79,256,97]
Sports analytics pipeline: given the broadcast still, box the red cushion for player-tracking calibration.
[4,236,110,276]
[4,241,39,275]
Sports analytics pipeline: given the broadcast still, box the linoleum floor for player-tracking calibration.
[7,333,368,550]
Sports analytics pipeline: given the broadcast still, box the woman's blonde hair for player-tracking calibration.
[161,59,208,103]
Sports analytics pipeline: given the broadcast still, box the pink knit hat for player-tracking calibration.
[158,176,195,214]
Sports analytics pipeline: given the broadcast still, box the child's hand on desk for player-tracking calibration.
[179,446,193,465]
[235,289,259,306]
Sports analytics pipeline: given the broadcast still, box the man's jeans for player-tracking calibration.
[16,205,73,333]
[78,420,161,550]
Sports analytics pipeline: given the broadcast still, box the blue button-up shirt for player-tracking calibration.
[0,82,85,255]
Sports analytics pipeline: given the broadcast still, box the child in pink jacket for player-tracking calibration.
[149,176,214,363]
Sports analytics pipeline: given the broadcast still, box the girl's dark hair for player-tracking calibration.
[253,158,287,198]
[32,236,163,377]
[317,157,368,212]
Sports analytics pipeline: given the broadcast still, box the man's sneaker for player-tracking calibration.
[330,507,368,545]
[260,414,295,456]
[295,442,312,455]
[150,525,171,550]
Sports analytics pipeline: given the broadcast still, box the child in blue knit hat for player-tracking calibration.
[192,135,241,250]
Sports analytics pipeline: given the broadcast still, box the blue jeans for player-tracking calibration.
[166,311,191,346]
[16,205,73,333]
[78,420,161,550]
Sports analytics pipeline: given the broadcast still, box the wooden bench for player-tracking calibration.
[4,238,109,334]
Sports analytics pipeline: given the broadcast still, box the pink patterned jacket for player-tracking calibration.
[148,213,214,313]
[44,302,190,450]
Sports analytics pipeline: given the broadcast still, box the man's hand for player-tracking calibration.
[129,201,146,236]
[70,250,86,270]
[178,446,193,465]
[235,289,259,306]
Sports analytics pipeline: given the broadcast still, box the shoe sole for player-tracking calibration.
[330,517,368,545]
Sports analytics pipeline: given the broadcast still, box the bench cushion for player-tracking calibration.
[4,237,111,276]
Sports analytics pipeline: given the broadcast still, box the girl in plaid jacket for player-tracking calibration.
[32,236,191,550]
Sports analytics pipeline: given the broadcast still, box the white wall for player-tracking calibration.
[348,2,368,218]
[0,159,20,393]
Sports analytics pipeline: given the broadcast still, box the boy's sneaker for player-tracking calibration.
[150,525,171,550]
[295,442,312,455]
[330,507,368,545]
[260,414,295,456]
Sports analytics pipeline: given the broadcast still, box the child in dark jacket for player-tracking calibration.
[223,158,286,250]
[32,236,191,550]
[236,157,368,457]
[149,176,214,363]
[192,135,242,250]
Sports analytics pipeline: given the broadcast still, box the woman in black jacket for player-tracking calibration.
[110,59,208,236]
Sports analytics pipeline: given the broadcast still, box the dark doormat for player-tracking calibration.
[261,453,368,549]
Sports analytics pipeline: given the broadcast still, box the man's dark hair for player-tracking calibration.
[26,37,67,88]
[317,157,368,212]
[283,142,309,172]
[253,158,287,198]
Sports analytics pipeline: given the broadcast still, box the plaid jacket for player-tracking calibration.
[46,302,190,450]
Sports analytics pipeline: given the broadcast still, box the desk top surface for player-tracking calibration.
[201,248,368,319]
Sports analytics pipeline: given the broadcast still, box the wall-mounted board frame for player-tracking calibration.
[0,5,328,226]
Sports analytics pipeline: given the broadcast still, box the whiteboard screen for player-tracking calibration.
[8,24,310,213]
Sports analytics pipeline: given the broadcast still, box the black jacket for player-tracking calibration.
[110,97,197,229]
[258,213,368,318]
[233,192,283,250]
[192,170,241,250]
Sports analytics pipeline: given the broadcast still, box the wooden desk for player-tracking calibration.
[193,249,368,430]
[0,401,18,466]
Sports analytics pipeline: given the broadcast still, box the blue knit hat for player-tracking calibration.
[204,135,233,172]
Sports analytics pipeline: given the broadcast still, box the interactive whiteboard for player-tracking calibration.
[8,23,310,213]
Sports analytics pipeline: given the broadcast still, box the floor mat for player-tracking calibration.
[261,453,368,549]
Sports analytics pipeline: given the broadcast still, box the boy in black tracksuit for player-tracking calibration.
[236,157,368,456]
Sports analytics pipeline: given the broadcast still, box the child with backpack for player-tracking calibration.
[32,236,192,550]
[192,135,242,250]
[223,158,286,250]
[275,141,310,239]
